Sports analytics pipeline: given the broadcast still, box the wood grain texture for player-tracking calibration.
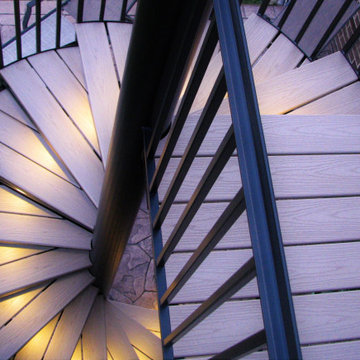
[15,315,60,360]
[29,51,100,155]
[108,300,160,332]
[0,143,97,230]
[0,270,94,359]
[0,249,91,296]
[253,34,304,83]
[82,295,107,360]
[107,23,133,84]
[170,291,360,357]
[1,60,104,206]
[76,23,120,166]
[0,89,36,130]
[44,286,98,360]
[0,245,50,266]
[0,286,45,327]
[291,81,360,115]
[106,302,162,360]
[166,242,360,303]
[0,111,73,182]
[256,52,357,114]
[0,213,92,249]
[0,186,59,217]
[57,47,87,89]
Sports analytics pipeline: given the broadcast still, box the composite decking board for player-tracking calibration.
[190,14,277,114]
[165,242,360,303]
[71,340,82,360]
[0,213,92,250]
[0,186,60,218]
[15,315,60,360]
[0,249,91,296]
[0,143,97,229]
[1,60,104,207]
[108,300,160,332]
[106,302,163,360]
[82,295,107,360]
[57,47,87,89]
[162,196,360,251]
[105,305,138,360]
[252,33,304,83]
[0,246,50,266]
[0,111,73,183]
[44,286,98,360]
[29,51,101,155]
[291,81,360,115]
[158,154,360,202]
[170,290,360,357]
[0,270,94,359]
[256,52,357,115]
[157,114,360,157]
[107,22,133,84]
[76,22,120,166]
[0,89,36,130]
[0,286,45,327]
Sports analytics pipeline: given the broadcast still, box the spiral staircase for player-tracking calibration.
[0,1,359,359]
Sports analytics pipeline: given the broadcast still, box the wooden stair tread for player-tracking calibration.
[0,270,94,359]
[29,51,100,155]
[1,59,104,207]
[44,286,98,359]
[256,52,357,114]
[0,249,91,296]
[107,22,133,84]
[291,81,360,115]
[253,33,304,83]
[0,89,36,130]
[57,47,87,89]
[0,143,97,230]
[108,300,160,332]
[0,245,50,266]
[15,314,60,360]
[0,186,59,218]
[0,110,74,183]
[76,22,120,166]
[82,295,107,360]
[166,242,360,303]
[106,301,162,360]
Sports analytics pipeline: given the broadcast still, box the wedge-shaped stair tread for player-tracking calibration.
[82,295,107,360]
[252,33,304,83]
[108,300,160,332]
[106,301,163,360]
[166,242,360,303]
[0,270,94,358]
[15,314,60,360]
[107,23,133,83]
[1,59,104,206]
[0,186,59,218]
[57,47,87,89]
[0,245,50,266]
[76,22,120,166]
[0,143,97,229]
[0,89,36,130]
[0,212,92,249]
[292,81,360,115]
[44,286,98,359]
[0,249,91,296]
[0,286,45,327]
[29,51,100,155]
[0,111,74,183]
[257,52,357,114]
[105,303,138,360]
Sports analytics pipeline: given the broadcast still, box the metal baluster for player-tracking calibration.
[56,0,62,48]
[14,0,22,61]
[36,0,41,53]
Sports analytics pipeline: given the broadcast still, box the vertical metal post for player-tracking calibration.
[99,0,107,21]
[56,0,62,48]
[35,0,41,53]
[77,0,84,23]
[258,0,271,17]
[213,0,302,358]
[0,30,3,69]
[120,0,128,22]
[277,0,296,29]
[13,0,22,61]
